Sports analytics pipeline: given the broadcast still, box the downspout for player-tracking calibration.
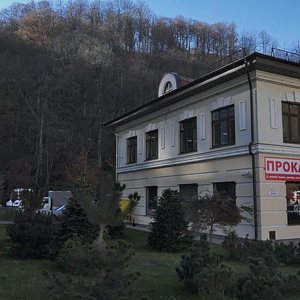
[114,133,118,182]
[244,58,258,240]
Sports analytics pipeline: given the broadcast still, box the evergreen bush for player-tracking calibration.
[148,188,191,252]
[177,235,235,298]
[59,196,99,243]
[7,210,58,259]
[50,236,137,300]
[176,235,212,293]
[237,257,284,300]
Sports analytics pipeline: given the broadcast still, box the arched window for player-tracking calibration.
[163,81,173,94]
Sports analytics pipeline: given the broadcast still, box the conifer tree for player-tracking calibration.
[148,189,190,252]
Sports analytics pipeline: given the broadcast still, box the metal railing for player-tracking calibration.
[271,48,300,63]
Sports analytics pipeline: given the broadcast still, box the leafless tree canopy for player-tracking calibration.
[0,0,279,197]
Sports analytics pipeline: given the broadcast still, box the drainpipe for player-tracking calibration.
[244,58,258,240]
[114,133,119,182]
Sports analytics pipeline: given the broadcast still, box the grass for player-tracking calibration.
[1,225,300,299]
[0,207,16,221]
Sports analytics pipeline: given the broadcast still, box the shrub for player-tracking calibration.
[237,257,284,300]
[59,196,99,243]
[176,235,213,293]
[50,237,137,299]
[222,231,244,260]
[195,263,235,300]
[7,210,58,259]
[148,189,191,252]
[274,241,300,266]
[223,232,275,263]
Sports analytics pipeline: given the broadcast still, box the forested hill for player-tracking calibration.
[0,0,278,195]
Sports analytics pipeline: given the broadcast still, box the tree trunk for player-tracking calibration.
[209,224,213,257]
[35,114,44,187]
[95,224,106,251]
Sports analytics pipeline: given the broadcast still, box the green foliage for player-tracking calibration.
[223,231,275,263]
[59,196,99,243]
[126,192,141,225]
[49,237,137,300]
[274,241,300,266]
[222,231,244,259]
[7,211,58,259]
[148,189,191,252]
[190,193,252,256]
[195,263,235,300]
[237,257,284,300]
[177,235,235,299]
[176,235,212,293]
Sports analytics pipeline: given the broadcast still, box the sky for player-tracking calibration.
[1,0,299,50]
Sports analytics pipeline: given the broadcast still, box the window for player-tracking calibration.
[127,136,137,164]
[180,184,198,202]
[282,102,300,144]
[213,182,236,201]
[212,105,235,147]
[146,130,158,160]
[147,186,158,215]
[163,81,173,94]
[213,181,237,223]
[286,182,300,225]
[180,117,197,153]
[180,184,198,220]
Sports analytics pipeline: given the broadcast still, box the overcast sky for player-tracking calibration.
[1,0,299,50]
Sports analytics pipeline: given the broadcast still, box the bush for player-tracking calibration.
[223,232,275,263]
[195,263,235,300]
[59,196,99,243]
[237,257,284,300]
[177,235,235,298]
[176,235,213,293]
[222,231,244,260]
[7,210,58,259]
[274,241,300,266]
[148,189,191,252]
[49,237,137,299]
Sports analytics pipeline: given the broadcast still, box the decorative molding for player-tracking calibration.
[285,91,295,102]
[211,97,232,110]
[257,74,300,89]
[138,133,143,154]
[269,98,278,129]
[239,100,246,130]
[160,127,165,149]
[179,110,194,121]
[145,123,157,132]
[118,145,249,173]
[295,91,300,103]
[223,97,231,106]
[170,123,175,147]
[127,130,136,138]
[200,113,206,140]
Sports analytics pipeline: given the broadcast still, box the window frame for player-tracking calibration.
[127,136,137,164]
[179,117,197,154]
[286,181,300,226]
[282,101,300,144]
[212,105,235,148]
[145,129,158,161]
[213,181,237,202]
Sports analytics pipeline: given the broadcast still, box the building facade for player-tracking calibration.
[105,52,300,241]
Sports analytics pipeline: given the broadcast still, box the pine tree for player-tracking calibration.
[148,189,190,252]
[59,196,99,244]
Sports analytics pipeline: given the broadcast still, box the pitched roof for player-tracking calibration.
[104,52,300,128]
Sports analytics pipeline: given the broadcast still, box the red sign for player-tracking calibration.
[265,157,300,181]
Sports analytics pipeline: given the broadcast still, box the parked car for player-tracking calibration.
[5,199,22,207]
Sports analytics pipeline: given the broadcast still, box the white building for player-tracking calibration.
[105,52,300,241]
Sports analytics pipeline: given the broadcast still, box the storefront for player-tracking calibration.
[263,157,300,237]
